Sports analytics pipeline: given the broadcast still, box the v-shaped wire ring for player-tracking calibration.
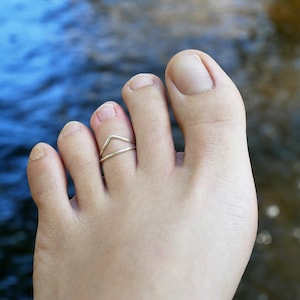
[99,135,136,163]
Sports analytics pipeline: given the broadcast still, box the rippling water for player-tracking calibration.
[1,0,300,298]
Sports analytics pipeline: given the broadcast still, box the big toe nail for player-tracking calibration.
[169,53,214,95]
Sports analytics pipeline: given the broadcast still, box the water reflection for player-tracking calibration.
[1,0,300,298]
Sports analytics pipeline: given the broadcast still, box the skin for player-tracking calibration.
[27,49,258,299]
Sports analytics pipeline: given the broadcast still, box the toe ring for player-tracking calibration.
[99,135,136,163]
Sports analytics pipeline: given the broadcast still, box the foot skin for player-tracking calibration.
[27,50,257,299]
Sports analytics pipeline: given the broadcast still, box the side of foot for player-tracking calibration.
[27,49,257,299]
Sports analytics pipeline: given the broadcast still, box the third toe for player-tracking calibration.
[90,102,137,189]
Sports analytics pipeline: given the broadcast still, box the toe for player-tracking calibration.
[57,121,104,209]
[122,74,175,173]
[165,50,247,169]
[27,143,70,216]
[165,50,257,251]
[90,102,136,191]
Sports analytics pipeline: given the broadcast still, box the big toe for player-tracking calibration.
[165,50,248,170]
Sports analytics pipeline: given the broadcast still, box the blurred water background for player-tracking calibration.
[1,0,300,298]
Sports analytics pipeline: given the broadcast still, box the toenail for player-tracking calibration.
[61,122,82,136]
[129,74,155,90]
[29,144,46,161]
[96,104,116,123]
[170,54,213,95]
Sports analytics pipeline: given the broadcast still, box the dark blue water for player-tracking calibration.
[1,0,300,298]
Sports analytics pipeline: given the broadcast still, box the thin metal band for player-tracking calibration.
[99,135,136,163]
[100,146,136,163]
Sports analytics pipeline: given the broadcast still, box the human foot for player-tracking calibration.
[27,50,257,299]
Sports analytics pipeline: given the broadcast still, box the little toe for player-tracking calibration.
[122,74,175,172]
[57,121,104,209]
[27,143,70,217]
[90,102,136,190]
[165,50,248,169]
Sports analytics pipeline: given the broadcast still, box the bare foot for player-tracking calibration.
[27,50,257,299]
